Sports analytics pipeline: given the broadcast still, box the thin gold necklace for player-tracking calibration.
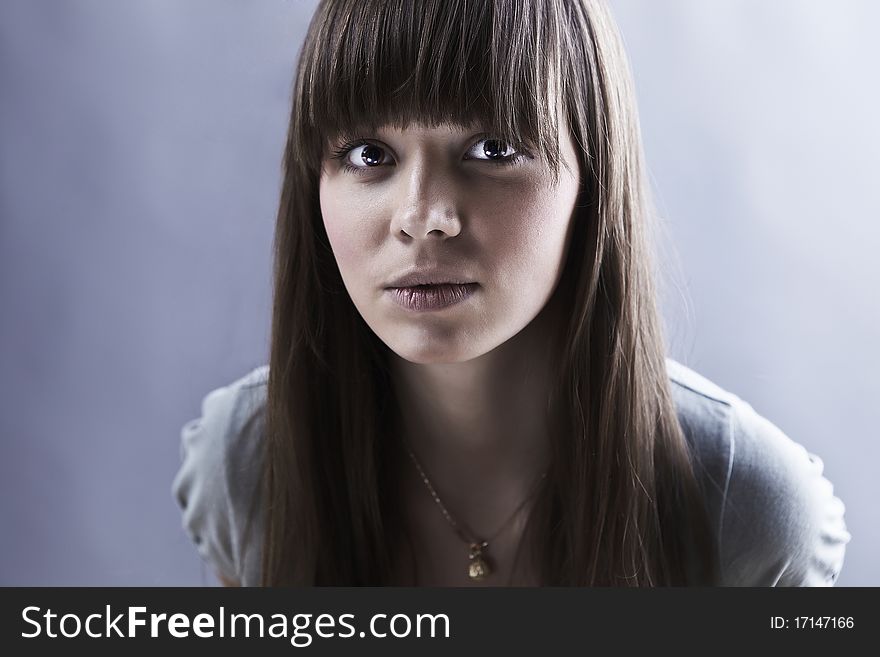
[404,444,547,581]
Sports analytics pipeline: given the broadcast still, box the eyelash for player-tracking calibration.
[329,136,529,176]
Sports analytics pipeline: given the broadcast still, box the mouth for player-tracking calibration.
[385,282,479,312]
[384,275,477,288]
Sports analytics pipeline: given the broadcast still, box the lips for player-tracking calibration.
[387,282,479,311]
[385,270,476,288]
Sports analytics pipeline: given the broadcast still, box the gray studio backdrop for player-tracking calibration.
[0,0,876,586]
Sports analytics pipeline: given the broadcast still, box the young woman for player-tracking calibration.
[172,0,850,586]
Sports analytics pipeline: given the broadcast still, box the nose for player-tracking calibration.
[390,161,463,241]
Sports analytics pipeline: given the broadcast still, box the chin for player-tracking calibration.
[383,329,489,365]
[394,350,472,365]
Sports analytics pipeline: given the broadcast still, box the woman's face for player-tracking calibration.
[318,117,581,364]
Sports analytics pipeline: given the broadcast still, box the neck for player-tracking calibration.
[389,299,561,509]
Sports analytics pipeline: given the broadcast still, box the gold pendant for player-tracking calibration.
[468,542,491,580]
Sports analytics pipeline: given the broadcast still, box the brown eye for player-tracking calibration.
[465,136,527,168]
[330,141,391,176]
[359,144,384,166]
[482,139,510,159]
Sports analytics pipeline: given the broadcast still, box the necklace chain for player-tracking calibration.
[404,444,547,550]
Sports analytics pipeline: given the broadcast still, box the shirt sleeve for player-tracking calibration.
[718,397,852,586]
[171,378,247,584]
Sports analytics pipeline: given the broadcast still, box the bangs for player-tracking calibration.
[295,0,566,180]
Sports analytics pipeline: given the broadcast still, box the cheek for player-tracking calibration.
[478,183,576,281]
[319,183,377,278]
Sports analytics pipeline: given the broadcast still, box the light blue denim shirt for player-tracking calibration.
[171,358,851,586]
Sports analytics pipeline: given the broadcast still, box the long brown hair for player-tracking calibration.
[260,0,719,586]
